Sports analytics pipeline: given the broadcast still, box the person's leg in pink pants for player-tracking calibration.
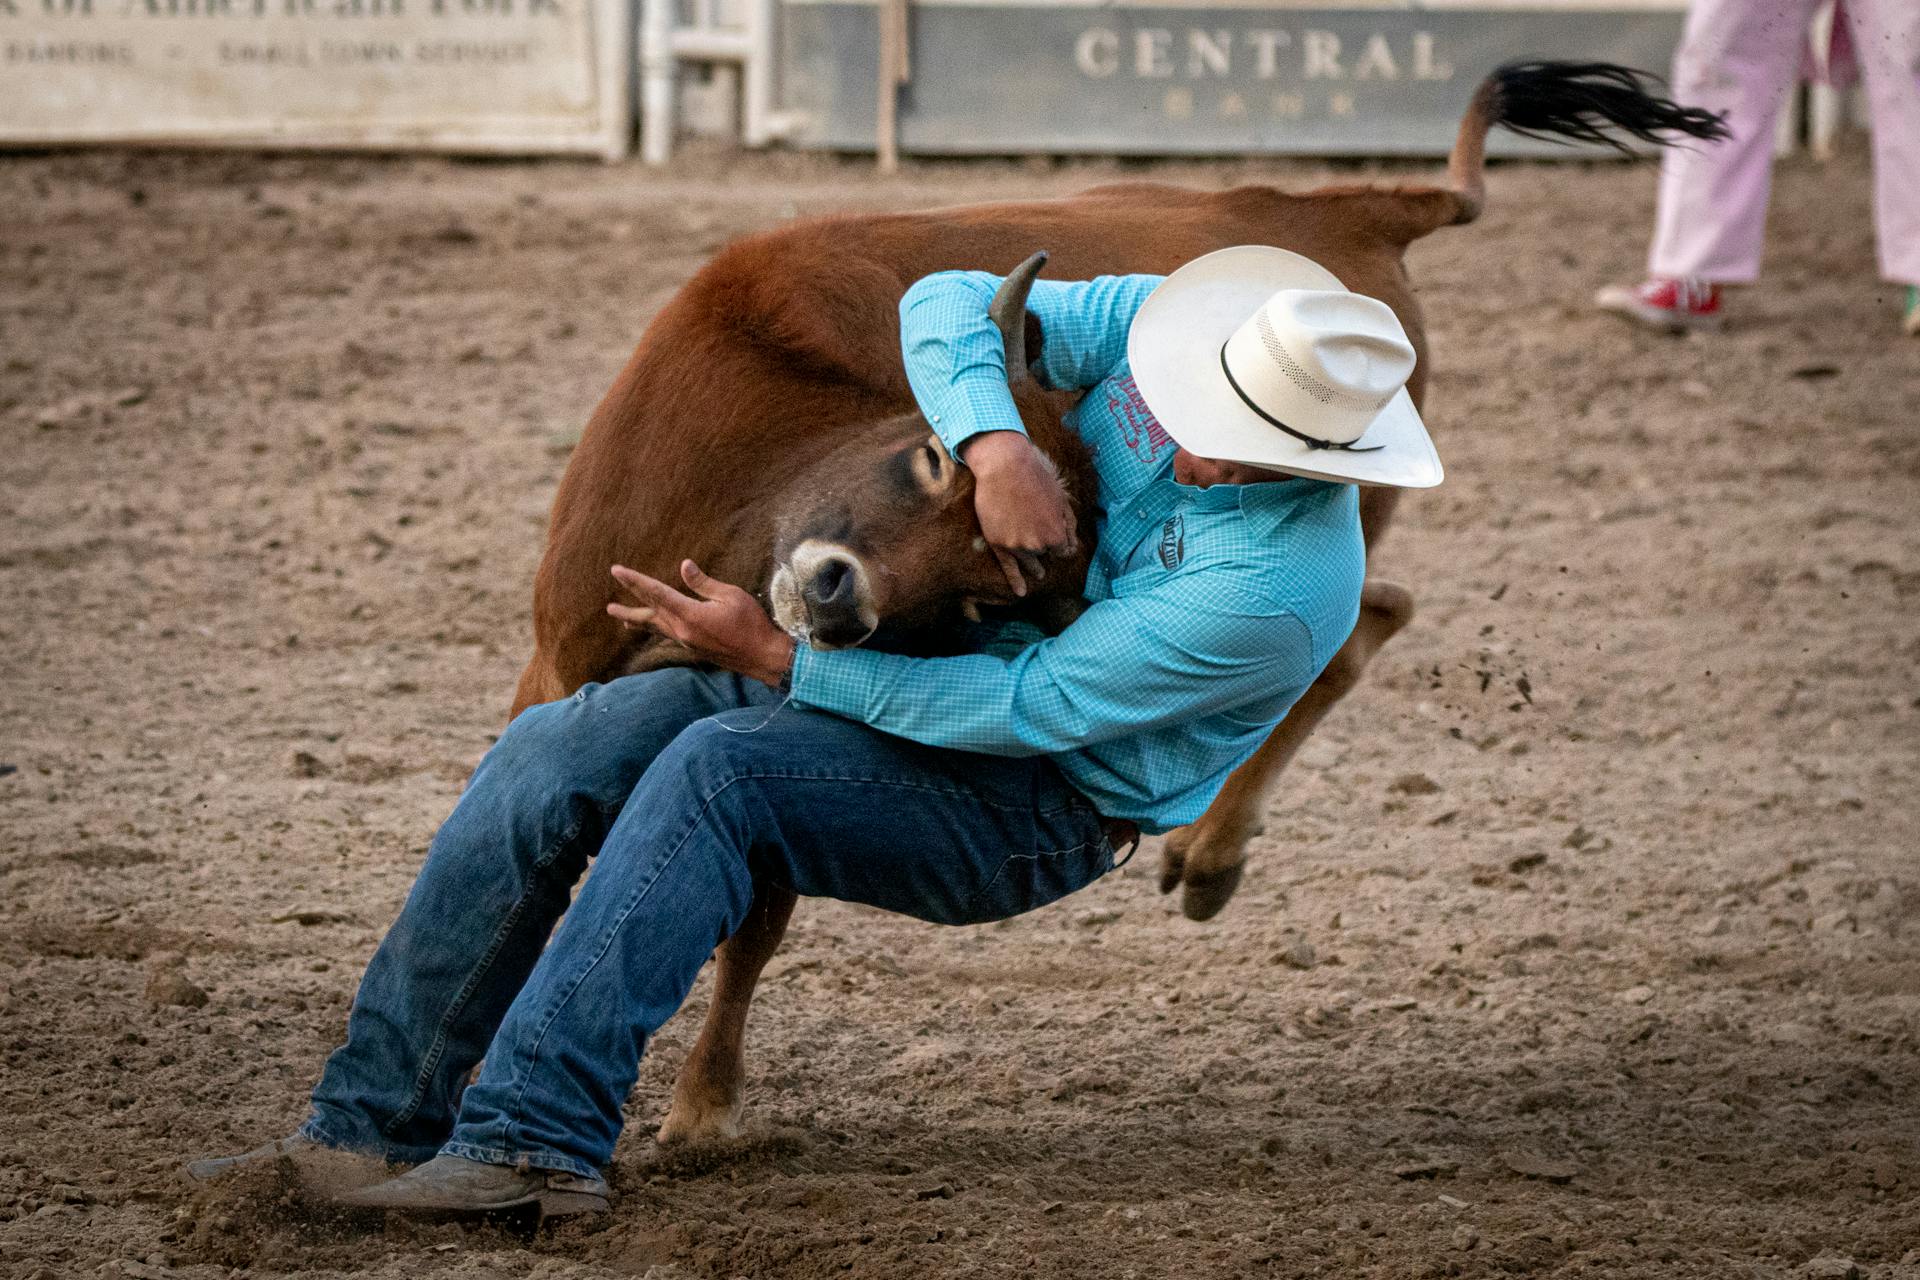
[1841,0,1920,308]
[1647,0,1820,284]
[1600,0,1920,333]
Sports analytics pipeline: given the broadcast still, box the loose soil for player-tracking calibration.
[2,143,1917,1280]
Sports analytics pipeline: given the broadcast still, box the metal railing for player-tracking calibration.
[640,0,791,164]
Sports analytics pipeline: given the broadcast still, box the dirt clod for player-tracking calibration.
[1279,940,1318,970]
[269,909,355,927]
[289,751,329,778]
[1392,1159,1458,1180]
[1500,1151,1579,1184]
[144,962,209,1009]
[1803,1258,1863,1280]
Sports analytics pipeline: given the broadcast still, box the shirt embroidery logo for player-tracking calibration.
[1108,374,1172,463]
[1157,514,1186,571]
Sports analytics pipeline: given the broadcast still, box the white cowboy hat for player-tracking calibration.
[1127,245,1443,489]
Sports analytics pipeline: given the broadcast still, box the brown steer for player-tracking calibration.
[511,62,1723,1143]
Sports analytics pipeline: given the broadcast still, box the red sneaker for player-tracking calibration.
[1595,277,1726,333]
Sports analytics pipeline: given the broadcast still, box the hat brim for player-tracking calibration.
[1127,246,1443,489]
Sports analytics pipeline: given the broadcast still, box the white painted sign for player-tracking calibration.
[0,0,629,157]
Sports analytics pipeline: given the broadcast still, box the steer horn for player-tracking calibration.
[990,250,1049,386]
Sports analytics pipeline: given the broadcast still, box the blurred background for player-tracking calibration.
[1,0,1875,166]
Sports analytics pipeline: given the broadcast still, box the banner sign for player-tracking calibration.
[0,0,629,157]
[780,2,1687,157]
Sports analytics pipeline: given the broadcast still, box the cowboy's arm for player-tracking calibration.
[899,271,1162,458]
[788,585,1316,757]
[902,271,1162,591]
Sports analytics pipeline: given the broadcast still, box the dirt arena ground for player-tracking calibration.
[2,141,1917,1280]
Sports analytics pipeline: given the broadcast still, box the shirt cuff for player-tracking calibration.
[787,642,888,719]
[927,376,1030,458]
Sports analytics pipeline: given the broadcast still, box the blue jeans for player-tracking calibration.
[301,669,1115,1178]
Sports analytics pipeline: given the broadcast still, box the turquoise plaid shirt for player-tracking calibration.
[787,270,1365,833]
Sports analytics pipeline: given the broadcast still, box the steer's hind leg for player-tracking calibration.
[1161,580,1415,921]
[658,884,798,1144]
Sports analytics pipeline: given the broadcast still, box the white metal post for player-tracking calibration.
[743,0,776,147]
[1806,0,1839,161]
[640,0,676,166]
[1808,82,1842,160]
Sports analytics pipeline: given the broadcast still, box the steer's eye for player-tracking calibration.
[909,438,950,495]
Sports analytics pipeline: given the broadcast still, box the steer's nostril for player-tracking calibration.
[811,558,855,606]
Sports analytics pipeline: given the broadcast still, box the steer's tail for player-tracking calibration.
[1392,60,1727,240]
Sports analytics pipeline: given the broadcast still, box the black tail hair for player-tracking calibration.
[1491,60,1729,154]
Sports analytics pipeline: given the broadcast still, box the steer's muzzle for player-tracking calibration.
[800,556,873,648]
[806,556,857,613]
[769,539,878,650]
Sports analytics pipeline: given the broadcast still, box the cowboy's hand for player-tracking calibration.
[607,561,794,688]
[960,430,1076,598]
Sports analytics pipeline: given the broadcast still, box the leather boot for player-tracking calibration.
[182,1134,393,1197]
[336,1154,610,1221]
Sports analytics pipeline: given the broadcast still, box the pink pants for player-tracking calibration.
[1650,0,1920,286]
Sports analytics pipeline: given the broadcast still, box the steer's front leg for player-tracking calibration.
[1161,579,1415,920]
[658,884,798,1144]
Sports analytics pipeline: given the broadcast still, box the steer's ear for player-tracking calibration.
[1021,312,1046,383]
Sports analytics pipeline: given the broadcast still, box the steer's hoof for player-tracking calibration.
[657,1092,744,1146]
[1158,853,1184,897]
[1160,822,1253,919]
[1180,863,1244,922]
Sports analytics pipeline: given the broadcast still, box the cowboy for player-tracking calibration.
[185,246,1441,1218]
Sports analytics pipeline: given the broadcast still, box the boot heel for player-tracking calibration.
[536,1189,611,1222]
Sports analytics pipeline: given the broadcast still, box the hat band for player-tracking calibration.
[1218,342,1386,454]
